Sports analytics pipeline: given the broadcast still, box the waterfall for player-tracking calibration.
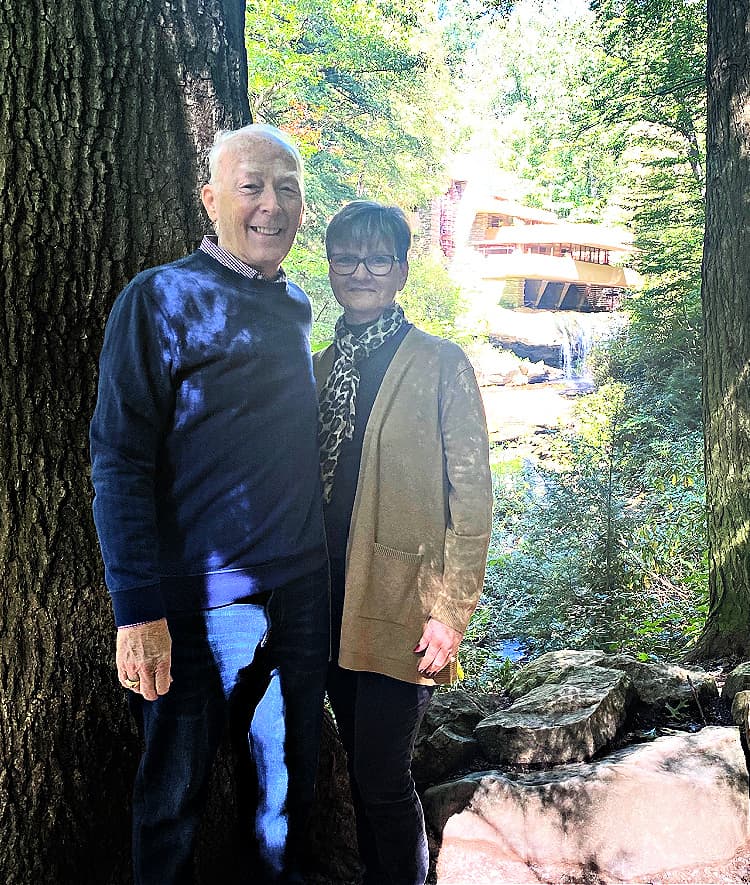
[558,318,595,380]
[556,313,625,387]
[482,307,627,385]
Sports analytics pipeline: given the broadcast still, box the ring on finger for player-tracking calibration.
[124,675,140,688]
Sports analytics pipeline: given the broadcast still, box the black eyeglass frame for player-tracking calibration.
[327,254,401,277]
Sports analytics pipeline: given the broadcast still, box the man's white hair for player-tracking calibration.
[207,123,304,194]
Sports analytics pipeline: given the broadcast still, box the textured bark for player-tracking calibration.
[0,2,249,882]
[305,710,361,883]
[694,1,750,660]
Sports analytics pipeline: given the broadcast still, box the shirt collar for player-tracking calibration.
[199,235,286,283]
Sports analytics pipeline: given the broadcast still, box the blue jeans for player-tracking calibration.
[130,566,329,885]
[327,558,433,885]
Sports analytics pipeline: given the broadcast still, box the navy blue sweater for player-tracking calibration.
[90,250,326,627]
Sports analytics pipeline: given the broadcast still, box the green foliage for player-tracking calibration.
[473,384,708,662]
[459,600,519,692]
[447,0,624,219]
[595,291,702,436]
[584,0,706,433]
[441,0,708,677]
[246,0,471,345]
[399,252,467,341]
[283,243,338,350]
[587,0,706,158]
[595,158,705,430]
[245,0,450,246]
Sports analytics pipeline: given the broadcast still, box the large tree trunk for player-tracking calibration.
[693,1,750,660]
[0,3,249,882]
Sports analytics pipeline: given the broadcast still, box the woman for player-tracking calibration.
[314,201,492,885]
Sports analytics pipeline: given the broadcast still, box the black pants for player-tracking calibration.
[327,557,434,885]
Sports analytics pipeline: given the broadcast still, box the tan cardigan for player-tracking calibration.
[314,327,493,686]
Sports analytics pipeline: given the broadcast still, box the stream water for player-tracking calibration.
[494,638,526,662]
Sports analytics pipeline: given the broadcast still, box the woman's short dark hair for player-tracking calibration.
[325,201,412,261]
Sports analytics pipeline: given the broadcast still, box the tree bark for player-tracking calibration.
[0,2,249,882]
[693,0,750,660]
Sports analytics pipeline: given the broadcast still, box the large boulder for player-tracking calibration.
[475,667,633,765]
[413,690,495,785]
[506,649,607,700]
[595,653,719,717]
[488,335,561,368]
[413,725,478,787]
[723,662,750,703]
[506,649,719,721]
[421,690,493,736]
[732,690,750,729]
[424,726,750,883]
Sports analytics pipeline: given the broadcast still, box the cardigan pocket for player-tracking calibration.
[359,543,422,625]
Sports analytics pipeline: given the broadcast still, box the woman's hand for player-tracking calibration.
[414,618,462,678]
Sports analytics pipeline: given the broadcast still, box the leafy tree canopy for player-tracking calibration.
[245,0,451,245]
[446,0,624,220]
[584,0,706,427]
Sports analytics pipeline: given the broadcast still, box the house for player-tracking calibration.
[432,183,642,312]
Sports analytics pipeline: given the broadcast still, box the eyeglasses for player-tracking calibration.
[328,254,400,276]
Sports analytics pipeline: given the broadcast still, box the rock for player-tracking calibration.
[467,342,522,387]
[424,726,750,883]
[488,335,562,368]
[413,726,478,786]
[506,649,607,700]
[732,690,750,729]
[421,690,492,737]
[485,371,517,386]
[561,379,596,396]
[413,690,493,785]
[507,649,719,721]
[595,653,719,717]
[723,662,750,703]
[521,359,550,383]
[474,667,632,765]
[423,778,479,835]
[509,370,529,386]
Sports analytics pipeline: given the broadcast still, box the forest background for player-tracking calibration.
[248,0,709,681]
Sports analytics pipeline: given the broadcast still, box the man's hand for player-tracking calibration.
[116,618,173,701]
[414,618,463,678]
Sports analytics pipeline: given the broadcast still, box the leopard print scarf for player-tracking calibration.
[318,304,407,503]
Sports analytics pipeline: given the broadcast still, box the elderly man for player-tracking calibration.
[90,124,329,884]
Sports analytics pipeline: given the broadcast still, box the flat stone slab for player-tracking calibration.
[475,666,632,764]
[507,649,718,718]
[506,649,607,700]
[424,726,750,883]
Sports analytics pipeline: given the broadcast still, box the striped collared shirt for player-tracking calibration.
[199,235,286,283]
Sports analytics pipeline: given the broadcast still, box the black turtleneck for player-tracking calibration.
[323,318,412,563]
